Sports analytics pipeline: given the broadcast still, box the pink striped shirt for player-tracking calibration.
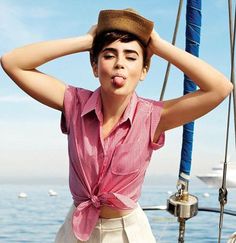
[61,85,165,241]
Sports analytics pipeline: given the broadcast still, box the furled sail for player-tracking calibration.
[179,0,202,182]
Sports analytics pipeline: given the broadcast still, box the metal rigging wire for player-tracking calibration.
[218,1,236,243]
[228,0,236,147]
[159,0,184,101]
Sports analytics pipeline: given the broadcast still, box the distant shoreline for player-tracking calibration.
[0,176,68,185]
[0,174,204,187]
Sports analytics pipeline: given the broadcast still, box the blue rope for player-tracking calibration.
[179,0,202,181]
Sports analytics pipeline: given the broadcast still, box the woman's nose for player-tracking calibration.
[114,57,124,69]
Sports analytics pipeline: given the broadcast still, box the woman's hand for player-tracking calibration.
[85,25,97,51]
[147,29,161,59]
[87,24,97,39]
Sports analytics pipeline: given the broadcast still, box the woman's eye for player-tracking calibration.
[127,57,137,61]
[104,54,114,59]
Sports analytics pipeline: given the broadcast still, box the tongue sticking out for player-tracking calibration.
[112,76,126,88]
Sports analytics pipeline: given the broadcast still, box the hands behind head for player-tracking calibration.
[86,25,160,61]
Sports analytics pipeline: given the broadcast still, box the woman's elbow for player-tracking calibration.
[229,82,234,93]
[1,52,14,73]
[223,79,233,96]
[217,78,233,101]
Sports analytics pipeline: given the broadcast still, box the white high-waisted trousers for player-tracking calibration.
[54,204,156,243]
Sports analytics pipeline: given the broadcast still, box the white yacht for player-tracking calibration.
[196,162,236,188]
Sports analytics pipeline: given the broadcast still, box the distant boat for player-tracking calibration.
[18,192,27,198]
[48,189,58,196]
[196,162,236,188]
[203,192,210,198]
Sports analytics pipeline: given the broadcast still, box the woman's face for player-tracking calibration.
[93,39,147,98]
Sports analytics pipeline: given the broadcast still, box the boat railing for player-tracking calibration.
[142,205,236,216]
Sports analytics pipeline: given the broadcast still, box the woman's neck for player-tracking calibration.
[100,90,132,138]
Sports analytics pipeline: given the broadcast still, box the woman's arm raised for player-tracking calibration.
[149,30,233,141]
[0,26,97,111]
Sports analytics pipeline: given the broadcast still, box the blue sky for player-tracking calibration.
[0,0,235,182]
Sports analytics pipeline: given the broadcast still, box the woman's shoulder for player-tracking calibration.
[65,85,93,101]
[137,95,164,109]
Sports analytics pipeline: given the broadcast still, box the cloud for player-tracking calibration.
[0,1,60,52]
[0,95,32,103]
[0,3,37,48]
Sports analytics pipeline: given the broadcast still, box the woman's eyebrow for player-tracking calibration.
[102,47,139,56]
[124,49,139,56]
[102,47,117,54]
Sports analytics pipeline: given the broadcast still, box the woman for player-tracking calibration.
[1,8,233,243]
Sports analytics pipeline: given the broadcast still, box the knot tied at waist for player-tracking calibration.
[90,194,100,208]
[72,192,137,241]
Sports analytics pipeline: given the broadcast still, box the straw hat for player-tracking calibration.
[96,8,154,45]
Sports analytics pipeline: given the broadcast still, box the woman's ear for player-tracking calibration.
[140,66,148,81]
[92,63,98,77]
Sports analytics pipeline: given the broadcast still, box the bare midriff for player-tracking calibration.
[99,204,136,219]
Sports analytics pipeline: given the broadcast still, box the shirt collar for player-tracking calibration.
[81,87,138,125]
[81,87,102,119]
[119,92,138,125]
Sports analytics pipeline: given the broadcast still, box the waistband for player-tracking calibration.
[95,204,142,230]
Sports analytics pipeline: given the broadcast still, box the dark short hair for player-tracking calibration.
[90,31,148,68]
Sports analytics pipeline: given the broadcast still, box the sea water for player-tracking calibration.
[0,183,236,243]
